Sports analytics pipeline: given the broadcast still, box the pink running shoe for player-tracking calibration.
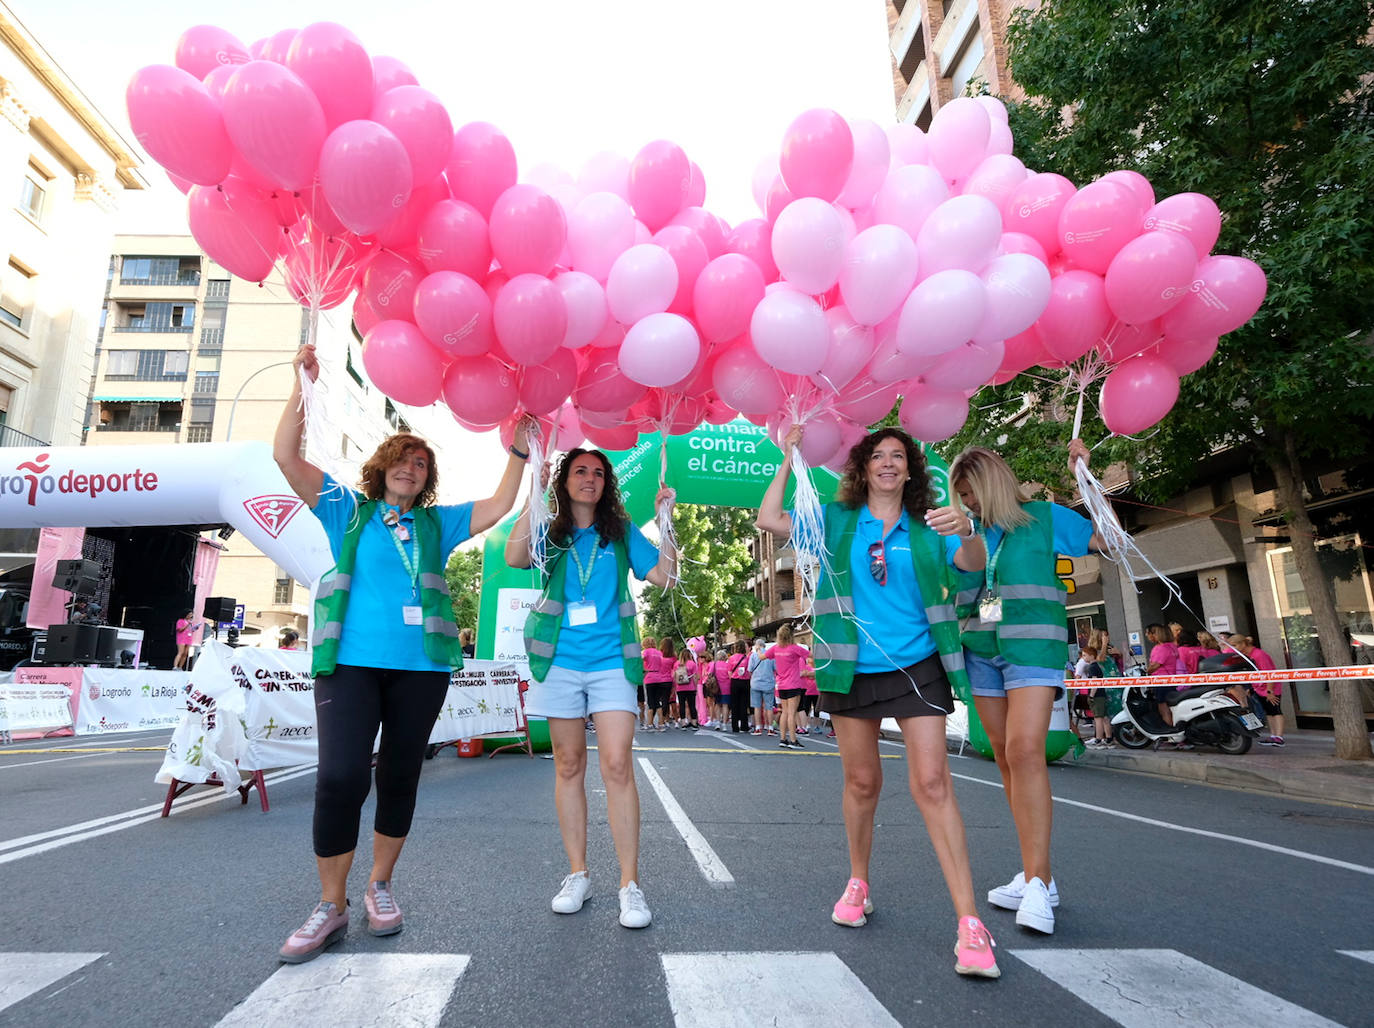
[831,877,873,927]
[279,900,349,963]
[364,880,404,936]
[954,916,1000,978]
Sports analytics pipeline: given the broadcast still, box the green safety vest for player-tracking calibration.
[523,529,643,686]
[955,500,1069,670]
[312,499,465,676]
[811,503,970,700]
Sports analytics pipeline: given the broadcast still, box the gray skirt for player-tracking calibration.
[819,653,953,719]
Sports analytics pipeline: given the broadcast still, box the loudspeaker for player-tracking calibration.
[45,623,99,664]
[53,558,101,596]
[204,596,237,623]
[91,626,121,666]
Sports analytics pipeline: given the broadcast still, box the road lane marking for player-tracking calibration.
[0,753,123,770]
[214,954,470,1028]
[1009,949,1342,1028]
[0,952,104,1015]
[637,757,735,887]
[1338,950,1374,965]
[0,747,166,756]
[661,952,900,1028]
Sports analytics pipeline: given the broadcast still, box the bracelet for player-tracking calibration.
[508,444,529,461]
[960,520,977,538]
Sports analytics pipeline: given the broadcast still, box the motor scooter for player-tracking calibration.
[1110,682,1262,753]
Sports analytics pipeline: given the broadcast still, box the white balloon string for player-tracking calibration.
[788,444,825,618]
[525,423,552,579]
[656,427,681,589]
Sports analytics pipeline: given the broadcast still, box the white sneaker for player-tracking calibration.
[987,871,1060,911]
[1015,876,1056,934]
[618,880,652,928]
[551,871,590,914]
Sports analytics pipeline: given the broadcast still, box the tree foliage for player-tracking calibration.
[641,504,761,647]
[444,547,483,635]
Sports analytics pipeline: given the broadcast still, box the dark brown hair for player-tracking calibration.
[836,428,934,518]
[359,434,438,508]
[659,637,677,660]
[548,448,629,548]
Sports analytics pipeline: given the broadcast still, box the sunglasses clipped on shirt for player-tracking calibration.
[868,540,887,586]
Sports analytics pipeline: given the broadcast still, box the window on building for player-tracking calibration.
[347,328,365,386]
[98,401,182,432]
[274,577,294,604]
[119,256,202,287]
[186,425,213,443]
[205,278,230,299]
[115,301,196,333]
[1,260,35,330]
[104,350,139,378]
[194,371,219,394]
[19,163,48,222]
[163,349,189,377]
[171,304,193,328]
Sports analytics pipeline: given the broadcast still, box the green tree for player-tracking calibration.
[972,0,1374,757]
[444,547,483,637]
[641,504,761,647]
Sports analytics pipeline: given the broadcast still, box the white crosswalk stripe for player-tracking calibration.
[660,951,901,1028]
[1009,948,1344,1028]
[1337,950,1374,966]
[213,953,471,1028]
[0,952,104,1015]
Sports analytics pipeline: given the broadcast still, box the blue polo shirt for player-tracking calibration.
[971,503,1096,568]
[312,474,474,672]
[534,522,659,671]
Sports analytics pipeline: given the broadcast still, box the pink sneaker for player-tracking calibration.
[831,877,873,927]
[364,880,404,936]
[954,916,1000,978]
[279,900,349,963]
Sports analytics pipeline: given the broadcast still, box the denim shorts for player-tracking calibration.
[750,687,776,710]
[524,665,638,719]
[966,651,1066,698]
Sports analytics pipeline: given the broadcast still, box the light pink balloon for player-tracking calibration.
[619,313,701,387]
[370,86,453,186]
[1034,269,1111,362]
[371,56,418,96]
[286,22,373,129]
[867,329,939,384]
[824,418,868,473]
[961,153,1027,212]
[887,122,930,166]
[371,175,447,251]
[361,250,424,321]
[579,151,631,199]
[362,320,445,406]
[921,338,1005,392]
[974,95,1010,126]
[318,120,412,235]
[836,118,891,210]
[751,152,780,213]
[126,64,235,186]
[871,164,949,241]
[834,376,900,424]
[750,289,830,375]
[998,328,1048,379]
[653,224,709,314]
[686,162,707,208]
[694,253,766,343]
[1098,170,1155,213]
[985,120,1014,157]
[416,198,490,280]
[725,219,778,282]
[819,306,876,389]
[997,231,1049,266]
[771,197,848,295]
[175,25,250,80]
[1159,255,1267,339]
[1099,355,1179,435]
[1152,332,1218,376]
[1004,173,1076,256]
[1144,192,1222,260]
[628,140,691,231]
[281,222,364,310]
[669,207,727,259]
[187,183,281,281]
[575,351,647,412]
[517,347,577,415]
[711,341,786,414]
[489,184,567,277]
[353,291,382,337]
[413,271,492,357]
[974,252,1052,343]
[765,176,795,224]
[220,61,327,190]
[927,97,992,183]
[1103,230,1198,325]
[840,224,920,326]
[493,274,567,365]
[899,384,969,443]
[446,122,517,218]
[443,354,519,426]
[257,28,297,64]
[798,411,843,465]
[780,108,853,202]
[917,194,1003,277]
[588,317,625,350]
[1058,179,1145,274]
[897,269,987,357]
[606,244,678,324]
[554,271,608,349]
[568,192,637,282]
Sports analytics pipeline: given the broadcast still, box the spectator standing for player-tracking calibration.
[1229,634,1284,745]
[748,639,776,735]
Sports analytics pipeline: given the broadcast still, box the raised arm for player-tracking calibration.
[756,424,803,538]
[1068,437,1109,552]
[273,344,324,505]
[645,484,679,588]
[471,416,536,535]
[502,452,548,570]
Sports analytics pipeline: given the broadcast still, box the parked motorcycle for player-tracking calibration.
[1111,682,1262,754]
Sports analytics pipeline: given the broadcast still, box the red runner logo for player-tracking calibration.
[243,495,304,538]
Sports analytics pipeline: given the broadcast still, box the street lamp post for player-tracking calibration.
[223,361,294,442]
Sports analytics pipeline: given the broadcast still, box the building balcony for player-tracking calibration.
[118,270,201,288]
[0,424,48,447]
[775,553,795,573]
[897,66,930,123]
[198,327,224,351]
[110,324,194,334]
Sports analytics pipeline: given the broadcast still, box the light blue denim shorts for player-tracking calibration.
[524,665,638,719]
[966,650,1066,699]
[750,687,776,710]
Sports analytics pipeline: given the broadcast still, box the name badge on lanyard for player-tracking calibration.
[566,600,597,626]
[566,532,602,627]
[979,526,1004,623]
[979,595,1004,623]
[402,605,423,626]
[381,507,422,625]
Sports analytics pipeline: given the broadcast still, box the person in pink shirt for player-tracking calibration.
[764,624,810,749]
[709,649,732,730]
[1229,634,1284,745]
[797,644,819,736]
[1145,622,1182,729]
[674,650,700,730]
[643,637,675,732]
[638,636,661,730]
[725,642,751,733]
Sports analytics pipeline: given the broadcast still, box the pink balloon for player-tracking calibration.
[318,120,412,236]
[1058,179,1145,274]
[578,151,631,199]
[920,338,1004,392]
[999,328,1049,378]
[1098,170,1156,213]
[361,250,424,321]
[867,329,939,384]
[489,184,567,277]
[839,224,919,327]
[725,219,778,282]
[917,195,1003,277]
[997,231,1049,266]
[175,25,250,80]
[819,306,876,389]
[372,175,448,251]
[518,347,578,415]
[1033,269,1111,362]
[798,411,843,465]
[975,95,1010,126]
[443,354,519,426]
[961,153,1028,212]
[1152,332,1218,376]
[898,384,969,443]
[447,122,518,218]
[567,192,637,282]
[413,271,493,357]
[548,402,587,451]
[1159,255,1268,339]
[833,375,900,424]
[220,61,327,190]
[694,253,766,343]
[362,320,445,406]
[871,164,949,241]
[1143,192,1222,261]
[370,86,453,186]
[974,252,1052,343]
[416,199,490,280]
[575,351,647,412]
[1004,173,1076,256]
[686,162,707,208]
[257,28,297,64]
[711,340,786,414]
[1103,230,1198,325]
[1099,355,1179,435]
[553,271,608,349]
[669,207,727,260]
[836,117,891,210]
[285,22,373,129]
[750,290,829,375]
[1097,318,1162,364]
[582,420,642,450]
[282,224,364,309]
[606,244,678,324]
[371,56,418,96]
[779,108,853,202]
[897,269,987,357]
[927,97,992,183]
[771,197,847,295]
[353,291,382,336]
[887,122,930,166]
[653,225,710,314]
[986,120,1014,157]
[628,140,691,231]
[492,274,567,365]
[619,313,702,387]
[126,65,235,186]
[187,183,281,281]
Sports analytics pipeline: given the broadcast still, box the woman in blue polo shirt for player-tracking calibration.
[272,342,532,963]
[505,448,676,930]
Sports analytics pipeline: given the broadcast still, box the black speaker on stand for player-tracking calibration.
[203,596,237,624]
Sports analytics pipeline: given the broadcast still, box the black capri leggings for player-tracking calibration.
[646,682,673,711]
[313,664,450,858]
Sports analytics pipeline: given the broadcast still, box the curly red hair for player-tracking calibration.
[358,434,439,507]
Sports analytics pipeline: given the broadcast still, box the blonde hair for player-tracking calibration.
[949,446,1032,531]
[1197,631,1221,650]
[777,623,794,645]
[1087,628,1109,656]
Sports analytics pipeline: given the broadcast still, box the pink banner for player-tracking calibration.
[26,526,85,629]
[191,537,223,643]
[12,664,84,737]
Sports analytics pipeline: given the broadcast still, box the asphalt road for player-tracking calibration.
[2,726,1372,1027]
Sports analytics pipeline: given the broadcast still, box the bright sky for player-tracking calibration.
[15,0,896,505]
